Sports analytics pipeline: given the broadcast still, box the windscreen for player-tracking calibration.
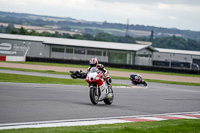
[90,67,97,73]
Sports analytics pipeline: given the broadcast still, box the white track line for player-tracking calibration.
[167,115,198,119]
[135,117,167,121]
[0,119,129,130]
[0,111,199,130]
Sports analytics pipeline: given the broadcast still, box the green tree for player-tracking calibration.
[152,36,200,51]
[82,33,94,40]
[39,31,52,37]
[10,29,18,34]
[29,30,38,36]
[72,34,84,40]
[63,33,72,38]
[54,31,61,37]
[18,27,28,35]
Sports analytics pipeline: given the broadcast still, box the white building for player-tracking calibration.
[0,33,157,66]
[0,33,200,70]
[153,48,200,69]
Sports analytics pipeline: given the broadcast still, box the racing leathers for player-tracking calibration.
[130,73,142,84]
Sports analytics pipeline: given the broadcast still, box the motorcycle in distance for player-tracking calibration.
[130,74,147,86]
[70,70,87,79]
[86,67,114,105]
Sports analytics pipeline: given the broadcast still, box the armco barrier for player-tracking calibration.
[26,57,200,75]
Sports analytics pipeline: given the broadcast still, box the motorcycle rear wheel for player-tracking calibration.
[90,87,99,105]
[142,81,147,86]
[104,86,114,105]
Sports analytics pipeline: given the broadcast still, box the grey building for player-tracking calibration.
[0,33,157,66]
[153,48,200,69]
[1,33,199,69]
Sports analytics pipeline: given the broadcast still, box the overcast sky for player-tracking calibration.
[0,0,200,31]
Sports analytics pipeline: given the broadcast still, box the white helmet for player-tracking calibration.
[89,58,98,67]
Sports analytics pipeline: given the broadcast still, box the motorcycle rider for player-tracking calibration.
[130,73,142,84]
[88,57,112,86]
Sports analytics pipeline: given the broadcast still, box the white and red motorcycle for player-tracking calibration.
[130,74,147,86]
[86,67,114,105]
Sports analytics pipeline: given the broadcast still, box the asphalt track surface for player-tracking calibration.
[0,69,200,124]
[0,83,200,124]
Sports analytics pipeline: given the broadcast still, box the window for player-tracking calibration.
[66,48,73,53]
[87,50,102,56]
[52,47,64,53]
[153,61,169,67]
[103,51,106,56]
[107,51,127,64]
[75,49,85,54]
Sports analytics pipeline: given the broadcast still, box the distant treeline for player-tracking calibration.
[0,24,200,51]
[1,11,200,42]
[0,24,137,44]
[152,36,200,51]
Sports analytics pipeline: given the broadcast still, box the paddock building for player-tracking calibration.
[0,33,156,66]
[0,33,200,69]
[153,48,200,69]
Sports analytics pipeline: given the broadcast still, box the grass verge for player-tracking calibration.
[1,67,200,86]
[2,61,200,77]
[0,73,126,86]
[145,79,200,86]
[0,67,70,75]
[0,119,200,133]
[112,76,200,86]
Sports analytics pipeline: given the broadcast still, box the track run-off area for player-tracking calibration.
[0,80,200,129]
[0,62,200,130]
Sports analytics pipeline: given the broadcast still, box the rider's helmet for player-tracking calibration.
[89,58,98,67]
[130,73,134,79]
[130,73,134,78]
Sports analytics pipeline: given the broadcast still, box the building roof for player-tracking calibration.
[155,48,200,56]
[0,33,157,52]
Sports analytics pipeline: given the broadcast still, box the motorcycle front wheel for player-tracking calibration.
[70,74,77,79]
[104,86,114,105]
[90,87,99,105]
